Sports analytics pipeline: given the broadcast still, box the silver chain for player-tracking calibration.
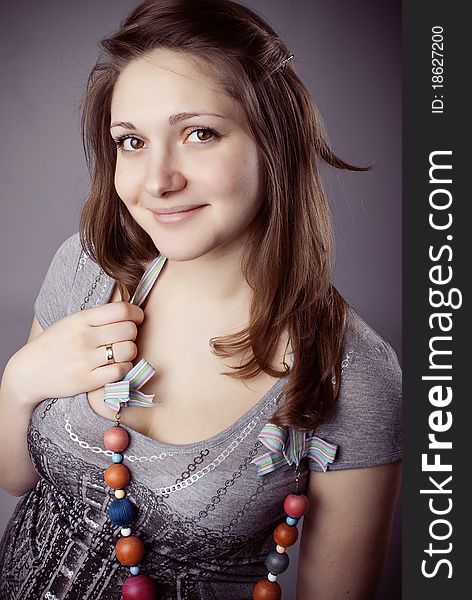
[64,391,283,494]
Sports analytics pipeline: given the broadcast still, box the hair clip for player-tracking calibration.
[279,52,294,72]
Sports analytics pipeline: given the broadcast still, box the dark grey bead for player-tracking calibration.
[265,550,289,574]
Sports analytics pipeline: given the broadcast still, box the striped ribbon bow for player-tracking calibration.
[103,357,158,411]
[251,423,337,476]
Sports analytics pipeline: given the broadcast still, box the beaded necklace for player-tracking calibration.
[100,253,337,600]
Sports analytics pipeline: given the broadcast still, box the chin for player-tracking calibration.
[148,237,219,262]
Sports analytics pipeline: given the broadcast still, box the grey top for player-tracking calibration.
[0,232,402,600]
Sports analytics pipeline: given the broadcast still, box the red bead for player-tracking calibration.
[116,535,145,566]
[104,463,131,489]
[253,579,282,600]
[273,522,298,547]
[122,574,157,600]
[104,426,130,452]
[283,493,309,518]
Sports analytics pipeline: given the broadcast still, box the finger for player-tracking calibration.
[90,341,138,369]
[85,301,145,327]
[89,362,135,390]
[91,321,139,347]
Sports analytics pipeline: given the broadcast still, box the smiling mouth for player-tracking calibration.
[152,204,207,214]
[150,204,207,223]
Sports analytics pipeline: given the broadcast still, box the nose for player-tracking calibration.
[143,149,187,198]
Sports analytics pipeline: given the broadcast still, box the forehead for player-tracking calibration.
[111,48,240,120]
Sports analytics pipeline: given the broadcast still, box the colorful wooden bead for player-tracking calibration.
[275,545,286,554]
[283,493,309,518]
[116,535,146,566]
[285,516,298,526]
[265,550,289,574]
[108,498,138,527]
[104,426,130,452]
[112,452,124,463]
[122,573,157,600]
[274,522,298,547]
[253,579,282,600]
[104,463,131,488]
[115,489,126,499]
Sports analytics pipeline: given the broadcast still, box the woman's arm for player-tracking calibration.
[296,461,402,600]
[0,316,44,496]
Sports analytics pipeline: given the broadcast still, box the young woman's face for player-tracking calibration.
[110,48,263,262]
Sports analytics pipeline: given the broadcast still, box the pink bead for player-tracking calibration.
[283,493,309,518]
[122,574,157,600]
[104,426,130,452]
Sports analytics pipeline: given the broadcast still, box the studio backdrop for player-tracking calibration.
[0,1,401,598]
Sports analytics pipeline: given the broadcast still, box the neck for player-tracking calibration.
[159,244,252,308]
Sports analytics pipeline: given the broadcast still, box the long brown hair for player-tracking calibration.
[79,0,368,431]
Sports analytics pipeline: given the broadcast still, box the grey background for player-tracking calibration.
[0,0,401,598]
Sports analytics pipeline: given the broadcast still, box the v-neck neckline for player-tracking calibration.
[76,374,287,452]
[77,257,289,450]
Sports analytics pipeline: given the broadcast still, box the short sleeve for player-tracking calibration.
[34,232,83,330]
[309,316,402,471]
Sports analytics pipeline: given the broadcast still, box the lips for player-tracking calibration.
[152,204,206,215]
[150,204,207,223]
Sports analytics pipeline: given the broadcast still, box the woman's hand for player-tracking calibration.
[296,461,402,600]
[8,301,145,407]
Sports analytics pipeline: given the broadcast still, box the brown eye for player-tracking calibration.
[115,136,145,152]
[186,127,219,143]
[196,129,212,141]
[125,137,144,150]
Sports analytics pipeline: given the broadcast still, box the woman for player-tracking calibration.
[0,0,401,598]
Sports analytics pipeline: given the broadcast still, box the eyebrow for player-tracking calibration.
[110,112,226,130]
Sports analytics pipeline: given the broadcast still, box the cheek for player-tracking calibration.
[212,145,261,202]
[114,161,139,203]
[233,151,262,214]
[241,155,261,197]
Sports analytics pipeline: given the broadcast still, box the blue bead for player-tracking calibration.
[112,452,123,463]
[286,516,298,526]
[265,550,289,574]
[108,498,138,527]
[130,565,141,575]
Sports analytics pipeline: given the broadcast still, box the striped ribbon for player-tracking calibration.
[130,254,167,306]
[103,357,158,411]
[251,423,337,476]
[103,253,167,412]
